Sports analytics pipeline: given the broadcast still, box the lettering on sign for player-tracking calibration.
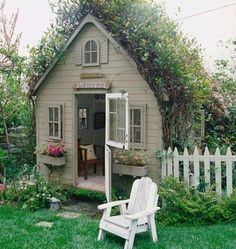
[74,82,111,89]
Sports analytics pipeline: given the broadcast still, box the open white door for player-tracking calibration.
[105,93,130,201]
[105,145,111,201]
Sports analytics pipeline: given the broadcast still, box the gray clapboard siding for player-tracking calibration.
[36,22,162,185]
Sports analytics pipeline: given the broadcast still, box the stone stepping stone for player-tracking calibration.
[36,221,54,228]
[57,211,81,219]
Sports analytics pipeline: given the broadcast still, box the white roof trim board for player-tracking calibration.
[32,13,138,95]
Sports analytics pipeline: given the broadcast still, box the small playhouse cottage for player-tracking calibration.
[32,14,162,200]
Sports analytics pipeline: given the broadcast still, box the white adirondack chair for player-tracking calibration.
[97,177,160,249]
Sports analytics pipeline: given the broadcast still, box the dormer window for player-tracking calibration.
[83,39,99,66]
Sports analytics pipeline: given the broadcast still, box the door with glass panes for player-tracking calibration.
[105,93,129,201]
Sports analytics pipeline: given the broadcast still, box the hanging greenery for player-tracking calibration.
[27,0,212,148]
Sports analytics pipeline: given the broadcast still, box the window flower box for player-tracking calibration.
[112,163,148,177]
[36,140,66,166]
[38,154,65,166]
[112,149,149,177]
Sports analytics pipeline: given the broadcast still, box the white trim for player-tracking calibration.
[82,39,100,66]
[32,13,137,95]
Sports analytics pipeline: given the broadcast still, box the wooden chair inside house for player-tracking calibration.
[78,139,105,180]
[97,177,160,249]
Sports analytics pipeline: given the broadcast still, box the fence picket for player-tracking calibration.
[226,147,233,196]
[193,147,200,187]
[214,148,222,195]
[173,147,179,179]
[183,148,189,184]
[204,147,210,188]
[161,150,167,179]
[167,147,172,176]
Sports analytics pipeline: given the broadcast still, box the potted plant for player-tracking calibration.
[112,149,149,177]
[36,141,66,166]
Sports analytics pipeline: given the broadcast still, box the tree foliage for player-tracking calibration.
[203,40,236,152]
[0,1,26,141]
[28,0,212,148]
[0,1,35,164]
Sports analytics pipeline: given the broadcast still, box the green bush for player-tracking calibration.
[158,177,236,225]
[1,167,67,210]
[66,186,128,203]
[67,187,106,202]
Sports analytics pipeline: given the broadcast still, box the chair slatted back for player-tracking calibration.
[127,177,158,215]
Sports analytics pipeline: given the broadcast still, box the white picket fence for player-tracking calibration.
[161,147,236,196]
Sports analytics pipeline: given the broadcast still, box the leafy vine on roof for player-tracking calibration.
[27,0,212,148]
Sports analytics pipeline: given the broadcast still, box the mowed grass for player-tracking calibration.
[0,206,236,249]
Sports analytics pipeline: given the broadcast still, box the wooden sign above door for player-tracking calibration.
[74,81,111,89]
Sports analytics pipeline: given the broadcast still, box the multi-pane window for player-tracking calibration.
[130,104,146,149]
[48,105,63,139]
[83,40,99,66]
[106,93,129,150]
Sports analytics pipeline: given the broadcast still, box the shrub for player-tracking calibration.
[1,167,67,210]
[67,187,106,202]
[66,186,128,203]
[158,177,235,225]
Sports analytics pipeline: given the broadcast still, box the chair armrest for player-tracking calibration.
[124,207,160,220]
[98,199,130,210]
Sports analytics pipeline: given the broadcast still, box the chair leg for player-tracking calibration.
[97,229,105,241]
[124,221,137,249]
[147,215,158,242]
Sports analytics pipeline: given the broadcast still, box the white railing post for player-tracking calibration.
[204,147,210,188]
[215,148,222,195]
[161,150,167,179]
[167,147,173,176]
[226,147,233,196]
[173,147,179,179]
[183,148,189,185]
[193,147,200,187]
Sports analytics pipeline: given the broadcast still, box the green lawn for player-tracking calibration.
[0,206,235,249]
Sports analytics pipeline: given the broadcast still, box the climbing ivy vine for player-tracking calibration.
[27,0,212,148]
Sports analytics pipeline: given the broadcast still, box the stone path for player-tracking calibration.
[36,221,54,228]
[56,211,81,219]
[62,199,101,217]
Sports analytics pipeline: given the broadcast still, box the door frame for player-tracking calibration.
[73,90,107,188]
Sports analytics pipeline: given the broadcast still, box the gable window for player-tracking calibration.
[130,104,146,149]
[48,105,63,139]
[83,40,99,66]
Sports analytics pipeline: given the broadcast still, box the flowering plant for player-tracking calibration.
[112,149,149,166]
[36,141,65,158]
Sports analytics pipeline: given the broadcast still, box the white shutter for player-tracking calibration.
[75,43,82,65]
[100,38,108,64]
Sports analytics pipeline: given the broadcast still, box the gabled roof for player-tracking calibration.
[32,13,138,95]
